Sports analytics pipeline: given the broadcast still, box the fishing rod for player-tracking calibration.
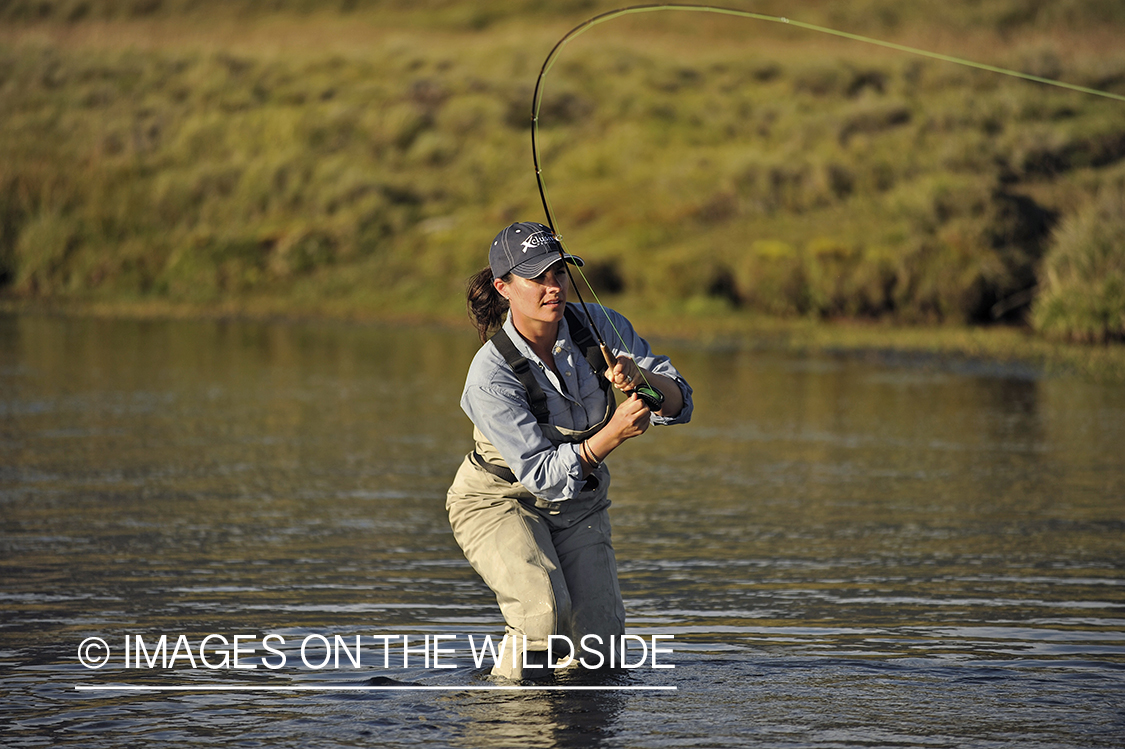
[530,3,1125,408]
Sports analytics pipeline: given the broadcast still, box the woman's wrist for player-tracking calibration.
[582,440,603,467]
[585,431,621,464]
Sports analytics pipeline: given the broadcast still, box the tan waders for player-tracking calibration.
[447,425,625,681]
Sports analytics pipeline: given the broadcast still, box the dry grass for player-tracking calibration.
[1,1,1124,368]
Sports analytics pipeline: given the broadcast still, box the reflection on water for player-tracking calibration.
[1,313,1123,748]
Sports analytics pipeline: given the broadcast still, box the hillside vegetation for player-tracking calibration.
[1,0,1124,345]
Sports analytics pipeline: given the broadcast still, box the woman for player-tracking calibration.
[447,221,693,680]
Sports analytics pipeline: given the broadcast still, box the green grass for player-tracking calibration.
[1032,183,1125,342]
[1,1,1124,373]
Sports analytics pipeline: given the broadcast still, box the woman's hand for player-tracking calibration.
[579,349,685,476]
[607,392,651,441]
[605,355,644,393]
[604,353,684,419]
[579,393,650,476]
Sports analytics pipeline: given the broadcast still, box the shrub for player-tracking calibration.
[12,210,81,294]
[732,239,807,316]
[1032,186,1125,342]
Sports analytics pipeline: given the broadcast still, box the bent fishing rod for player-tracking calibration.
[529,4,1124,409]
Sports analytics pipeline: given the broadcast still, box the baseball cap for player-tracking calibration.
[489,222,584,280]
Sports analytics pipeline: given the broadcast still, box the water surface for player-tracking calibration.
[1,313,1123,747]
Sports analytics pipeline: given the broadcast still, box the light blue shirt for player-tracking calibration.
[461,303,693,501]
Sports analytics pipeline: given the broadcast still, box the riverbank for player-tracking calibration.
[5,295,1122,382]
[2,2,1123,371]
[3,4,1125,337]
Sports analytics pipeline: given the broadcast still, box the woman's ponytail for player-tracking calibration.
[467,267,509,343]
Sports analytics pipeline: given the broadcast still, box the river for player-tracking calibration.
[2,313,1122,747]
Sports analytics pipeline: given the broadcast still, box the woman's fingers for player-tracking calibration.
[632,405,651,434]
[613,392,650,438]
[606,357,642,391]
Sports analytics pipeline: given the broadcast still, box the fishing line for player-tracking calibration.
[530,3,1125,397]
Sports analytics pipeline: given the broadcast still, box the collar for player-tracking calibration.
[501,311,573,362]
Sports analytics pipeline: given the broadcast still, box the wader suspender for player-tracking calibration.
[488,306,610,425]
[472,307,611,486]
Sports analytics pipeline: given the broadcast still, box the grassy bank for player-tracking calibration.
[1,1,1124,365]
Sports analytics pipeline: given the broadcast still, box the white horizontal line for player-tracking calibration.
[75,685,676,692]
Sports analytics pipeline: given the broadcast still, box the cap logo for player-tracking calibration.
[520,231,555,254]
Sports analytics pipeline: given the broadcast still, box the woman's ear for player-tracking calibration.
[493,277,508,300]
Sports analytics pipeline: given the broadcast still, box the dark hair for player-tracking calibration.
[467,267,510,343]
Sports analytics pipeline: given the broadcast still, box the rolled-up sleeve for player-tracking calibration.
[592,305,693,426]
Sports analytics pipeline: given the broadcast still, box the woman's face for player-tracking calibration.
[494,261,570,329]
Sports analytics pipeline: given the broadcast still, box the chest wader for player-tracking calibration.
[446,306,626,680]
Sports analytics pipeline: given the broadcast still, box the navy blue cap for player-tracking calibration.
[489,222,584,280]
